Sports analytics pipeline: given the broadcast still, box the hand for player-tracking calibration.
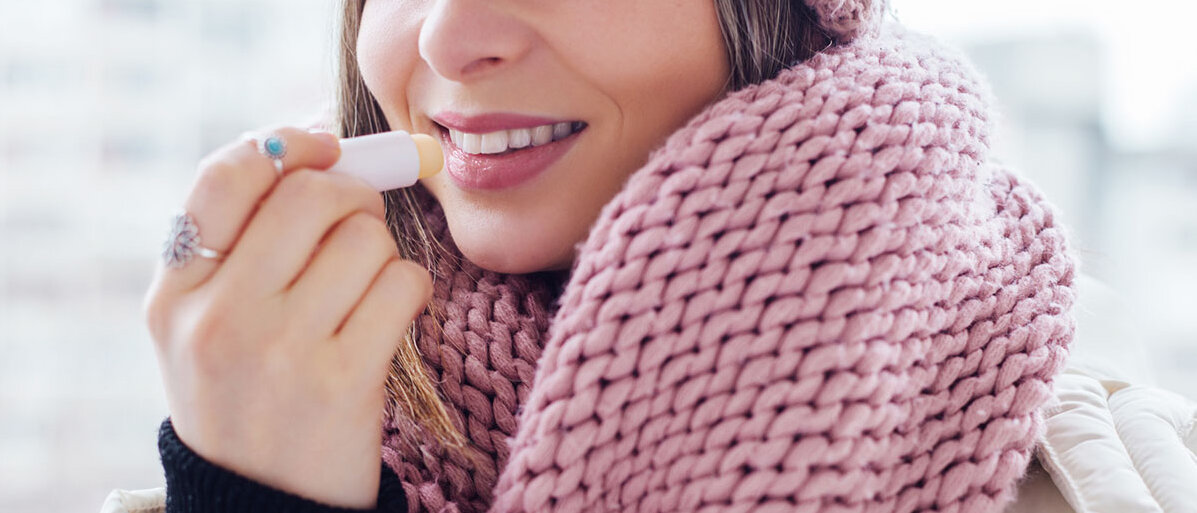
[143,127,432,509]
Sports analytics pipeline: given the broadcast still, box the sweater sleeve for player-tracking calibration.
[158,418,408,513]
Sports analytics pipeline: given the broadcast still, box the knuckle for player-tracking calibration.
[320,170,383,214]
[251,124,300,147]
[339,210,381,234]
[195,140,241,175]
[267,125,303,139]
[275,170,385,221]
[185,301,240,362]
[410,261,434,301]
[379,259,430,298]
[142,289,171,346]
[333,171,383,207]
[276,169,332,208]
[377,260,408,294]
[271,125,337,161]
[141,285,252,373]
[340,212,394,253]
[361,183,385,213]
[192,156,242,199]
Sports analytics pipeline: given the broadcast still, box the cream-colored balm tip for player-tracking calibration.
[326,131,445,191]
[411,133,444,179]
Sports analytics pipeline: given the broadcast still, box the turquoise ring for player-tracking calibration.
[256,134,287,174]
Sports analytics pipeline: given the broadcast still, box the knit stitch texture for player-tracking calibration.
[381,24,1076,513]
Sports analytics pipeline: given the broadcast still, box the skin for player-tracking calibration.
[144,0,729,508]
[358,0,730,273]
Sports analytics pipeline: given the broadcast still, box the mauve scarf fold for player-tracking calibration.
[381,24,1075,513]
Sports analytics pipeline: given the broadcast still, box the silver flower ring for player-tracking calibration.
[162,212,225,268]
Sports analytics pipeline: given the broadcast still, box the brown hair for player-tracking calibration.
[334,0,831,453]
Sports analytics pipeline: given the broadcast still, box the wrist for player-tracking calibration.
[159,418,397,512]
[165,408,383,509]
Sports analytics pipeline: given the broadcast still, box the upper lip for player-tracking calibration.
[431,111,578,134]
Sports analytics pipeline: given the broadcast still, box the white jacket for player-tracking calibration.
[1011,276,1197,513]
[101,276,1197,513]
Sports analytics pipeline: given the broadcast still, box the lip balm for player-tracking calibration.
[326,131,444,191]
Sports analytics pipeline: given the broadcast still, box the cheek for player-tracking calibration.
[519,2,727,264]
[552,1,729,156]
[356,3,423,130]
[584,3,727,105]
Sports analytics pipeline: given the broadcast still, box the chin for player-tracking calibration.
[447,219,574,275]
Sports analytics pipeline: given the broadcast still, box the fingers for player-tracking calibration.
[216,169,385,292]
[157,126,342,292]
[286,212,397,337]
[337,259,432,366]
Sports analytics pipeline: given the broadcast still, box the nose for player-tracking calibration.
[418,0,535,82]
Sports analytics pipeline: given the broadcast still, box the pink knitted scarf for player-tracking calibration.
[380,21,1076,513]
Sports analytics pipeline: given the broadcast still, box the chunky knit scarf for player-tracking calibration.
[380,17,1076,513]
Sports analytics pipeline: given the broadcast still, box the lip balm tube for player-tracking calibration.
[326,131,444,191]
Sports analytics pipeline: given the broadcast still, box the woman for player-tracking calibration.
[140,0,1076,512]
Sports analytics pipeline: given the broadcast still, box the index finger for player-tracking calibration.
[154,126,342,294]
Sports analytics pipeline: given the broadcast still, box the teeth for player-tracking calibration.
[531,125,554,146]
[446,121,583,155]
[552,122,571,139]
[479,131,508,154]
[461,133,482,154]
[508,128,531,149]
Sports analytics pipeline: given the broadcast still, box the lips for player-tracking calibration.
[431,112,586,191]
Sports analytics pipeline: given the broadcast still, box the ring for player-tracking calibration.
[162,212,226,268]
[256,133,288,174]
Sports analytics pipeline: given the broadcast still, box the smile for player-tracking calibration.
[445,121,586,155]
[430,112,587,190]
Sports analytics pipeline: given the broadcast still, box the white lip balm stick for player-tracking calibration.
[326,131,444,191]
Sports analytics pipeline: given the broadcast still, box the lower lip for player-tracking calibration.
[438,128,582,190]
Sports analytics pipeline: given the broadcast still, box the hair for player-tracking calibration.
[334,0,832,454]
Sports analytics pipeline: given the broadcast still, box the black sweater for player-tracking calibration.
[158,419,408,513]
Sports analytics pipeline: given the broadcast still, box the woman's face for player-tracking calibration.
[357,0,730,274]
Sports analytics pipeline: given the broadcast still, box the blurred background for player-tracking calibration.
[1,1,1194,511]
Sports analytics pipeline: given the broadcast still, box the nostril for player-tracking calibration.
[417,0,534,82]
[461,57,503,76]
